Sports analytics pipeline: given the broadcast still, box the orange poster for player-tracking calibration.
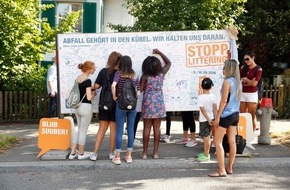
[238,115,247,139]
[37,118,71,158]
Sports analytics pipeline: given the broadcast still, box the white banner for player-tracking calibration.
[57,30,230,114]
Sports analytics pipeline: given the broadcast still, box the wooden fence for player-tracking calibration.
[0,85,289,122]
[0,91,49,122]
[263,84,290,115]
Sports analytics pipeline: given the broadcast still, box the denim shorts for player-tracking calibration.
[199,121,211,137]
[219,112,239,128]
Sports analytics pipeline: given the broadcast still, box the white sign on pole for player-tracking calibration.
[57,30,230,114]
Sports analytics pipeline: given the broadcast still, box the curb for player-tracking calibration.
[1,157,290,173]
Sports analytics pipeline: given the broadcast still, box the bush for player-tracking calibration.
[0,134,21,153]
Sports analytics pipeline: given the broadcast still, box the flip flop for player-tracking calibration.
[152,154,159,159]
[226,167,233,174]
[208,171,227,177]
[140,154,147,160]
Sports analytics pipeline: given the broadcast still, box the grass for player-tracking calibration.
[0,134,22,153]
[270,131,290,149]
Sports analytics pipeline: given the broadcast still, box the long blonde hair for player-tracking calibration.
[224,59,241,100]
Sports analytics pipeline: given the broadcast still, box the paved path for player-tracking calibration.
[0,118,290,172]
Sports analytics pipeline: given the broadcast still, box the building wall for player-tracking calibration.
[41,0,133,62]
[103,0,134,32]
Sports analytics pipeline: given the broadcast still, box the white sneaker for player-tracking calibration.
[175,138,189,144]
[109,152,115,160]
[124,128,128,135]
[68,153,78,160]
[133,139,143,147]
[164,135,173,143]
[185,140,197,147]
[78,152,90,160]
[90,153,98,161]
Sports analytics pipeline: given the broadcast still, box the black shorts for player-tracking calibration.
[219,112,239,129]
[98,110,116,121]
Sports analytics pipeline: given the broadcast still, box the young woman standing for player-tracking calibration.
[209,59,241,177]
[240,50,262,131]
[69,61,96,160]
[111,55,140,164]
[140,49,171,159]
[90,51,122,161]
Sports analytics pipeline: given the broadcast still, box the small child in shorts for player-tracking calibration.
[196,78,217,162]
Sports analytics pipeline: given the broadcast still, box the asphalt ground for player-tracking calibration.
[0,117,290,172]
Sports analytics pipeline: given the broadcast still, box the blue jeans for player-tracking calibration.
[115,104,137,152]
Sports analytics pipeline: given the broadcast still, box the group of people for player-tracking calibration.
[47,49,262,177]
[65,49,171,164]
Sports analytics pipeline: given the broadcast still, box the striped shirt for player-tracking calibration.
[113,70,140,96]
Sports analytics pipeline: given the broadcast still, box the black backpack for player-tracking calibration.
[118,78,137,110]
[99,70,115,112]
[241,65,264,100]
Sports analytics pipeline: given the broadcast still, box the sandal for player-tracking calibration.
[125,156,133,163]
[141,154,147,160]
[208,171,227,177]
[226,166,233,174]
[152,154,159,159]
[112,157,121,165]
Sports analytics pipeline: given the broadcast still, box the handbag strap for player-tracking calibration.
[79,93,87,103]
[76,77,88,104]
[106,68,111,84]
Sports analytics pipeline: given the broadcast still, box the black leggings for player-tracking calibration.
[181,111,196,133]
[165,112,171,136]
[134,112,141,139]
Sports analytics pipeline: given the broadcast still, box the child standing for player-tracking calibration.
[196,78,217,162]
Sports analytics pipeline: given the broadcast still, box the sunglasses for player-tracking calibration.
[244,58,250,62]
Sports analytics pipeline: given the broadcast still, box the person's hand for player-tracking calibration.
[113,96,117,102]
[50,91,56,97]
[153,49,161,54]
[241,77,248,84]
[208,119,213,126]
[213,118,219,128]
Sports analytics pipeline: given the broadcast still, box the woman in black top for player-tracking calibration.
[90,51,122,161]
[69,61,96,160]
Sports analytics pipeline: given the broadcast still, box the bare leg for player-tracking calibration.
[190,132,196,141]
[183,131,189,139]
[109,121,116,153]
[247,102,258,131]
[213,125,227,175]
[142,119,152,156]
[126,150,132,157]
[78,144,85,154]
[152,118,161,156]
[93,120,109,154]
[240,101,247,113]
[70,144,78,155]
[225,126,237,174]
[203,136,211,156]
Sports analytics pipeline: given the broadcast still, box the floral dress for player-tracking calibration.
[142,73,166,118]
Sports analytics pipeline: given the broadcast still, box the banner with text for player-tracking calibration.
[57,30,230,114]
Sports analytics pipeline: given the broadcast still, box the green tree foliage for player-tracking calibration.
[237,0,290,76]
[108,0,247,31]
[0,0,81,91]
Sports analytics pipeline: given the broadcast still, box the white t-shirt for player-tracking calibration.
[46,63,57,94]
[197,93,217,122]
